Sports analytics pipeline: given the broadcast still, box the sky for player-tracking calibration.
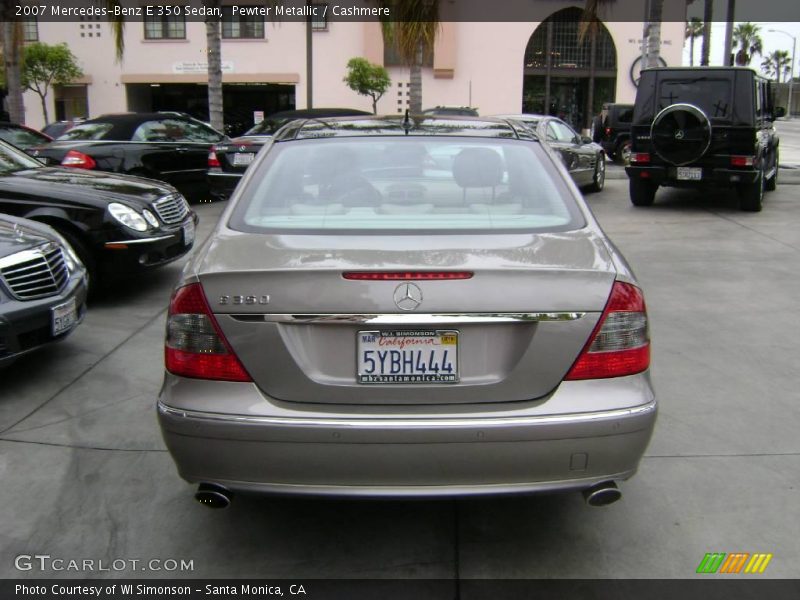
[681,2,800,77]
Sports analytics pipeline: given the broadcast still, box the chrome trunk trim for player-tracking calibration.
[227,312,586,325]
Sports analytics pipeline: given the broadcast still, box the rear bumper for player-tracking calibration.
[208,171,242,200]
[626,165,760,186]
[157,374,657,497]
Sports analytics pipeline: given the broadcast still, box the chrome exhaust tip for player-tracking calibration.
[582,481,621,507]
[195,483,232,509]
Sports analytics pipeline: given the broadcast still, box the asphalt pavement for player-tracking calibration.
[1,181,798,580]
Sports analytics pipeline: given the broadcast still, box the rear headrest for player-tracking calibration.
[452,148,504,188]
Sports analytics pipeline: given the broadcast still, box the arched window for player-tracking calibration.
[524,7,616,73]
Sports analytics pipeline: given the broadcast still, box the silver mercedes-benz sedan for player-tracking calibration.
[158,116,655,508]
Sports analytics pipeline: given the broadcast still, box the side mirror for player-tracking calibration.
[581,136,593,145]
[774,106,786,119]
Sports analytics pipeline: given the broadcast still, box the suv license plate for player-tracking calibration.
[52,298,77,336]
[232,152,254,167]
[357,330,459,384]
[677,167,702,180]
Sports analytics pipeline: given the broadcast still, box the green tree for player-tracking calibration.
[762,50,792,83]
[379,0,439,114]
[1,2,124,124]
[343,57,391,114]
[685,18,704,66]
[733,22,763,66]
[21,42,83,125]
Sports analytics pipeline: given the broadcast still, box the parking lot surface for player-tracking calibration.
[1,180,798,579]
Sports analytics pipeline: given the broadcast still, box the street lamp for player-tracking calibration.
[769,29,797,119]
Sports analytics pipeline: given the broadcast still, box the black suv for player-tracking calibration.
[592,103,633,164]
[625,67,784,212]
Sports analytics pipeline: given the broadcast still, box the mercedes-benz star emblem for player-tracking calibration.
[674,130,685,140]
[393,282,423,311]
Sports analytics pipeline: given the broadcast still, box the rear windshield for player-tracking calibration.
[228,138,584,234]
[57,123,113,140]
[244,118,287,136]
[657,77,732,120]
[0,126,49,149]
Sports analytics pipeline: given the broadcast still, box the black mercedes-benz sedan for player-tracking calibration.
[0,215,87,367]
[30,112,225,201]
[0,139,197,287]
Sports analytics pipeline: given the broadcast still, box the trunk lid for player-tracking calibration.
[199,229,616,405]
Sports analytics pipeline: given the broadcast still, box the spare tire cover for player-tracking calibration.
[651,103,711,166]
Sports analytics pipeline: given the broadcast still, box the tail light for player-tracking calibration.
[208,148,221,168]
[630,153,651,164]
[730,155,754,167]
[61,150,97,169]
[605,127,612,136]
[565,281,649,380]
[165,283,251,382]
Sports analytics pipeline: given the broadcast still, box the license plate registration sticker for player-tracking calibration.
[232,152,255,167]
[357,330,459,384]
[52,298,77,336]
[677,167,702,180]
[182,219,195,246]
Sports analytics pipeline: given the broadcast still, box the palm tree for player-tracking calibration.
[685,18,704,66]
[642,0,663,70]
[733,22,763,66]
[380,0,439,114]
[1,3,124,124]
[762,50,792,83]
[205,0,224,132]
[701,0,713,66]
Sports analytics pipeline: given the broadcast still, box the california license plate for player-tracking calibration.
[677,167,702,180]
[182,220,195,246]
[52,298,77,336]
[357,330,459,384]
[232,152,254,167]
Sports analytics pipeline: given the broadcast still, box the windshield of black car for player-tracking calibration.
[657,78,732,120]
[57,123,114,140]
[244,118,286,136]
[0,141,45,173]
[0,126,48,149]
[229,137,584,234]
[132,119,224,142]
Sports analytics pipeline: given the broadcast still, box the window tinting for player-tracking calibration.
[0,141,45,174]
[229,138,583,233]
[132,119,224,143]
[0,127,49,149]
[57,123,113,141]
[658,78,732,119]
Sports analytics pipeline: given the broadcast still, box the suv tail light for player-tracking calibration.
[565,281,649,380]
[630,152,651,164]
[61,150,97,169]
[165,283,251,382]
[208,148,221,168]
[730,155,754,167]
